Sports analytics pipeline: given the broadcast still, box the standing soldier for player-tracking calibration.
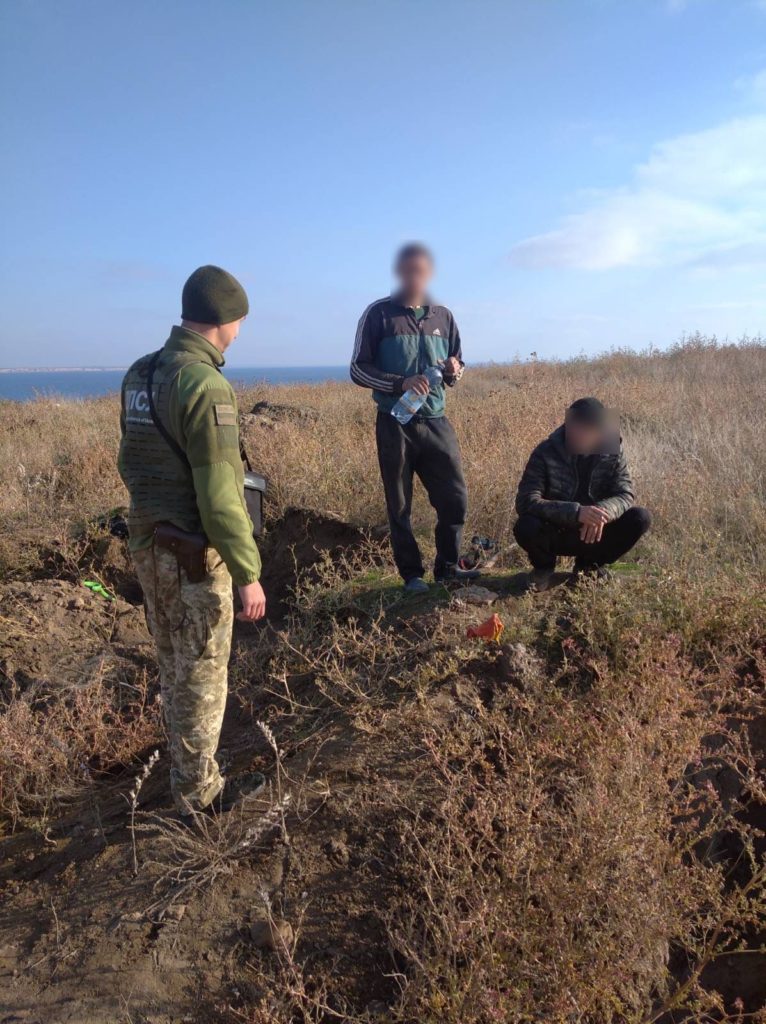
[118,265,266,820]
[350,243,479,592]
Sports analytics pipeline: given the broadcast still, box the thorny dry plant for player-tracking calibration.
[219,568,766,1024]
[133,719,292,919]
[0,665,160,829]
[125,747,159,876]
[137,797,290,918]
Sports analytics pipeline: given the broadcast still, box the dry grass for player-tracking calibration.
[221,563,765,1024]
[238,335,766,575]
[136,797,290,918]
[1,336,765,576]
[385,580,766,1024]
[0,667,160,825]
[1,337,765,1021]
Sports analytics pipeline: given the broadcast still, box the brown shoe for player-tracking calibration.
[569,563,613,586]
[526,568,554,593]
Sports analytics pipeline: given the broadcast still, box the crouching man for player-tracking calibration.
[513,397,651,591]
[118,265,267,820]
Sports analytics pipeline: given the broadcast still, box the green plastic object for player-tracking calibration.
[82,579,115,601]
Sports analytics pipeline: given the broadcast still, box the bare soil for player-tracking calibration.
[1,507,764,1024]
[257,507,375,616]
[0,578,150,692]
[0,512,403,1023]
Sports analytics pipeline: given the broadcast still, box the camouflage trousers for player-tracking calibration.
[132,545,233,812]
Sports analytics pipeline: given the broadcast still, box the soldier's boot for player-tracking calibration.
[176,771,267,826]
[216,770,267,811]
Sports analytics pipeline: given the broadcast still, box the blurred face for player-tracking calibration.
[396,253,433,301]
[565,420,603,455]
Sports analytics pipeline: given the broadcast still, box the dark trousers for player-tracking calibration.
[376,412,468,581]
[513,506,651,571]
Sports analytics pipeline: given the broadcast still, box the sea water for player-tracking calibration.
[0,366,349,402]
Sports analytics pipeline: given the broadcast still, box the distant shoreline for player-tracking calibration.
[0,365,351,401]
[0,367,129,374]
[0,365,342,374]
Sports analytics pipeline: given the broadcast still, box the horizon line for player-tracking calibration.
[0,363,352,374]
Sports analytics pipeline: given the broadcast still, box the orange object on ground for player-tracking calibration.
[466,613,505,642]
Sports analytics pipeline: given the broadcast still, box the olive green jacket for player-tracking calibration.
[118,326,261,585]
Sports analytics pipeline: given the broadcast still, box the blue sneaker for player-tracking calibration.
[404,577,430,594]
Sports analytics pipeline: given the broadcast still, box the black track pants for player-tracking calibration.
[513,507,652,571]
[375,412,468,582]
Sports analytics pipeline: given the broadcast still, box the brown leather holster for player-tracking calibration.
[154,522,208,583]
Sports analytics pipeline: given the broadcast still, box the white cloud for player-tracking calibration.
[510,113,766,271]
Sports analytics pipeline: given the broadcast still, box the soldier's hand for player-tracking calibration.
[237,581,267,622]
[403,374,430,396]
[578,505,609,528]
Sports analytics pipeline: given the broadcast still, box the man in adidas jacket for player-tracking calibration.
[350,243,477,593]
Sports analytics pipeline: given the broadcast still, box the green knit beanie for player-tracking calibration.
[181,265,249,325]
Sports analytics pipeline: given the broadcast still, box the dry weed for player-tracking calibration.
[1,340,765,1020]
[0,667,161,828]
[2,338,765,576]
[138,797,290,918]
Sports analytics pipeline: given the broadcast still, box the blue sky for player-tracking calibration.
[1,0,765,368]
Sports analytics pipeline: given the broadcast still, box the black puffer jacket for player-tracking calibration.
[515,425,634,527]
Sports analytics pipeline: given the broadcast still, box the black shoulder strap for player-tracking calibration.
[146,351,190,467]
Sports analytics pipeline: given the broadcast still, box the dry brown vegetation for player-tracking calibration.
[0,336,765,1023]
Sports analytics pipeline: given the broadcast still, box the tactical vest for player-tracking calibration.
[119,348,210,538]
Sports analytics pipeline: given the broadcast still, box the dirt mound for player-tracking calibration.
[2,516,144,606]
[0,579,150,694]
[242,401,320,430]
[5,507,372,623]
[43,518,143,605]
[0,579,159,827]
[259,507,372,615]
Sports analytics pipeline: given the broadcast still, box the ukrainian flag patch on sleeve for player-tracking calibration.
[214,403,237,426]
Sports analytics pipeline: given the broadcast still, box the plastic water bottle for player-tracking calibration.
[391,366,444,425]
